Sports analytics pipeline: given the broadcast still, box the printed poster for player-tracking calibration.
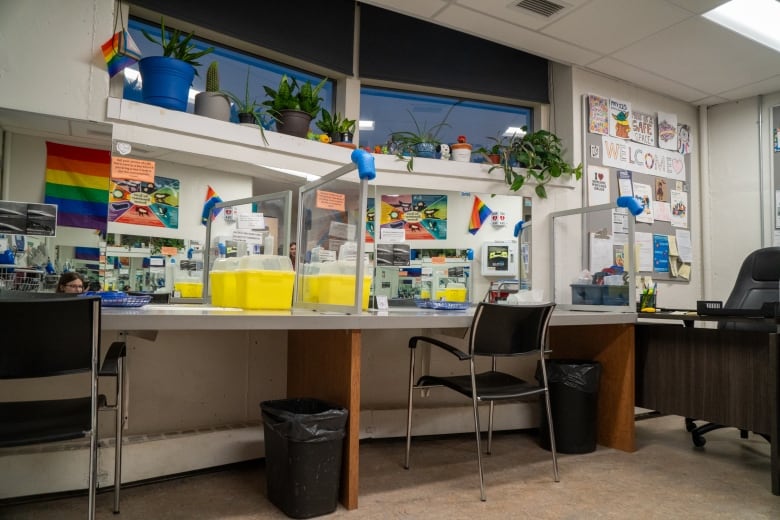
[380,194,447,240]
[588,94,609,135]
[657,112,678,150]
[670,189,688,228]
[366,197,375,243]
[632,182,655,224]
[109,176,179,228]
[609,99,631,139]
[678,123,691,154]
[653,234,670,273]
[587,165,610,206]
[630,110,656,146]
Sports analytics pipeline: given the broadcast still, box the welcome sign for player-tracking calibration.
[601,136,685,181]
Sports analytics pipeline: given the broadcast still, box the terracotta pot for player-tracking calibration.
[487,153,501,164]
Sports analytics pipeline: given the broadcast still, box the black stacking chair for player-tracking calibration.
[686,246,780,447]
[404,302,559,501]
[0,293,126,519]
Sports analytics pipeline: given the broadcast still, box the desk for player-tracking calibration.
[98,306,635,509]
[636,314,779,495]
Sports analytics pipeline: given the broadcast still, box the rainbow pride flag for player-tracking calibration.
[101,30,141,77]
[44,142,110,233]
[468,195,492,235]
[201,185,223,225]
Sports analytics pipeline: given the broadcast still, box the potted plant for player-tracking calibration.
[139,17,214,111]
[223,67,272,144]
[194,61,231,121]
[389,102,458,172]
[484,127,583,198]
[475,132,509,164]
[316,109,356,143]
[262,75,328,138]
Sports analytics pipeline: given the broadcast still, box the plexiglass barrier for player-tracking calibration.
[203,191,293,308]
[550,202,637,312]
[294,150,375,314]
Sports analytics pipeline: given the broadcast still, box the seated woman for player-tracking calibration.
[56,272,84,294]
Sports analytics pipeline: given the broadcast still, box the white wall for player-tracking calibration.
[551,64,703,309]
[0,0,112,122]
[704,93,779,302]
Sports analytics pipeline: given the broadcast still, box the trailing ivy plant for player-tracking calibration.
[484,127,582,198]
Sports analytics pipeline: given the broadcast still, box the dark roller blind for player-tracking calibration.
[358,4,549,103]
[129,0,356,75]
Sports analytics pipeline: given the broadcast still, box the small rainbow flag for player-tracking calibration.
[201,186,223,225]
[44,142,110,233]
[101,30,142,77]
[468,195,492,235]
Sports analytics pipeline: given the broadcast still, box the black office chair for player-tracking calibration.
[686,246,780,447]
[404,302,559,501]
[0,293,126,519]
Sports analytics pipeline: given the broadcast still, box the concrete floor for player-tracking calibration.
[2,414,779,519]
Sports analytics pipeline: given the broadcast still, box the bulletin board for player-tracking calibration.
[582,94,693,282]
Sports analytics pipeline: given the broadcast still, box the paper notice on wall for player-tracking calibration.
[670,190,688,228]
[589,233,615,272]
[675,229,692,263]
[632,182,655,224]
[617,170,633,196]
[635,231,654,272]
[587,166,611,206]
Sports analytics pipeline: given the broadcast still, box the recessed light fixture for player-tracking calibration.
[703,0,780,53]
[359,120,375,131]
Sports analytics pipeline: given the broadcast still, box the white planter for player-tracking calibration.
[450,144,472,162]
[194,92,231,122]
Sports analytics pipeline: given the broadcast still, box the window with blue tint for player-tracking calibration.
[359,88,532,159]
[124,18,333,129]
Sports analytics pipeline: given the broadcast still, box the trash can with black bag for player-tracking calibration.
[536,359,602,454]
[260,398,349,519]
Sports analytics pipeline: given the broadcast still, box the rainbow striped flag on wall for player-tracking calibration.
[44,142,110,233]
[468,195,492,235]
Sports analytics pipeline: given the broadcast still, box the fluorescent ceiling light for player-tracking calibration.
[259,165,321,182]
[359,120,375,131]
[703,0,780,53]
[503,127,527,137]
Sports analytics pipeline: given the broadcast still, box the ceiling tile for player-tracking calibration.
[453,0,591,31]
[611,18,780,95]
[664,0,729,15]
[359,0,448,19]
[434,4,600,65]
[586,57,710,103]
[716,74,780,102]
[541,0,693,54]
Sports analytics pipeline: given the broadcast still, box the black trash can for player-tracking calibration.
[536,359,602,454]
[260,398,349,519]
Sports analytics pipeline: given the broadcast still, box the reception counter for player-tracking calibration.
[100,305,636,510]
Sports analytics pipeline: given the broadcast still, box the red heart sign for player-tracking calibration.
[597,173,604,181]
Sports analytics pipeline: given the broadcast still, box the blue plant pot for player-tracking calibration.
[415,142,436,159]
[139,56,195,112]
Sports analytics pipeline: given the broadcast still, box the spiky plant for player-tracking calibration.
[141,17,214,76]
[205,61,219,92]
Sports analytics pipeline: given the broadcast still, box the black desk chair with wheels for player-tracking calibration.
[687,246,780,447]
[404,301,559,501]
[0,293,126,519]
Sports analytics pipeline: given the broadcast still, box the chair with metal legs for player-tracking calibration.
[404,301,559,501]
[0,294,126,518]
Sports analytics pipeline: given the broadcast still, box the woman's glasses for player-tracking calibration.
[64,283,84,291]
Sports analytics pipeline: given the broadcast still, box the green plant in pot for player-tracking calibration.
[484,127,582,198]
[194,61,231,121]
[316,109,356,143]
[223,67,272,144]
[262,75,328,138]
[139,17,214,111]
[389,102,458,172]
